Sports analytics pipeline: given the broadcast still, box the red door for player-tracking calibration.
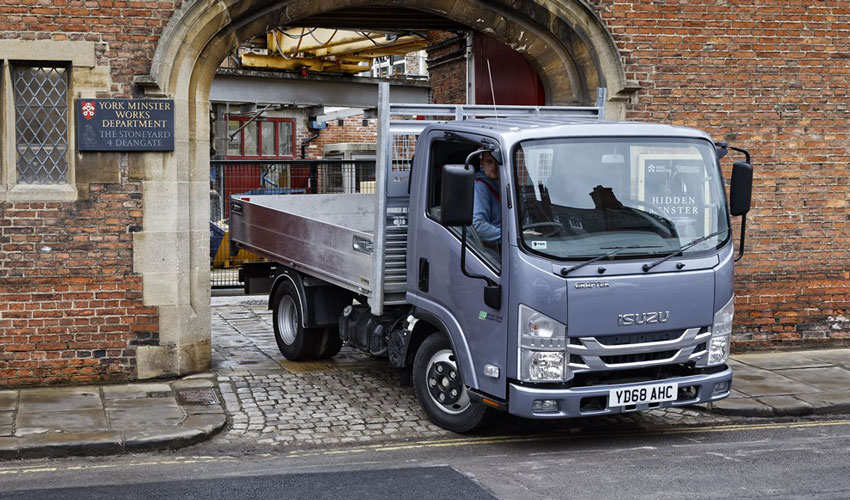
[474,33,545,106]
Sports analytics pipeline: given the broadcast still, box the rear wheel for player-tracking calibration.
[272,281,320,361]
[413,333,488,433]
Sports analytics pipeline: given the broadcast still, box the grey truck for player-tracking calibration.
[229,84,753,432]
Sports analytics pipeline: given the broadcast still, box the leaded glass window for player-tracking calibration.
[13,65,69,184]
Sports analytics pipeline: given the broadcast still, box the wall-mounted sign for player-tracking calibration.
[76,98,174,151]
[637,153,709,235]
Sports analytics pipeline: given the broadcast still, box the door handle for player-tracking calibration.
[418,258,429,292]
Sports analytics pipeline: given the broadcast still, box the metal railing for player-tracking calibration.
[209,159,376,288]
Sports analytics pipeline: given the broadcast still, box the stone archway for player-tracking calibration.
[132,0,633,378]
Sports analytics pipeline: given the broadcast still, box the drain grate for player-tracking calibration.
[176,388,220,405]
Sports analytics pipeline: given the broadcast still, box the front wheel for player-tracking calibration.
[413,334,488,433]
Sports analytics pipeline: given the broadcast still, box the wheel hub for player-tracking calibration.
[428,361,463,406]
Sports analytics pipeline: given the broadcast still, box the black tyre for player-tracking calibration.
[272,281,320,361]
[413,333,488,433]
[315,325,343,359]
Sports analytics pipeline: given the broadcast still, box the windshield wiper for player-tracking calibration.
[642,228,731,272]
[560,245,662,277]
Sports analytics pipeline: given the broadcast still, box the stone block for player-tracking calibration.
[140,272,180,306]
[129,151,171,182]
[755,396,813,417]
[181,414,226,435]
[178,339,212,374]
[74,152,121,188]
[102,383,174,399]
[123,427,204,452]
[17,387,102,413]
[0,411,13,437]
[0,437,19,460]
[16,409,109,434]
[734,351,831,370]
[796,390,850,414]
[142,180,181,231]
[731,369,821,397]
[777,367,850,392]
[0,391,17,412]
[797,349,850,370]
[107,405,185,430]
[133,230,180,275]
[18,431,123,459]
[137,345,178,380]
[172,378,215,390]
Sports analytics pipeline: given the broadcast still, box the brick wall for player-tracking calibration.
[426,32,468,104]
[0,181,158,386]
[586,0,850,349]
[0,3,176,386]
[0,1,181,96]
[298,114,378,159]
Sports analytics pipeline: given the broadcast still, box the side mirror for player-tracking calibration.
[440,164,475,227]
[730,160,753,216]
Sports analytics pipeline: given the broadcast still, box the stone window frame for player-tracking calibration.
[0,41,97,202]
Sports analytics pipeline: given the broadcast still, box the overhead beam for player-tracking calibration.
[209,71,430,108]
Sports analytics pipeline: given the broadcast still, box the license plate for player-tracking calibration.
[608,382,678,408]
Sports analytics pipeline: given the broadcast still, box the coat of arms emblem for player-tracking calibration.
[81,101,96,120]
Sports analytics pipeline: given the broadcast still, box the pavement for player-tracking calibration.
[0,295,847,460]
[0,374,226,460]
[709,349,850,417]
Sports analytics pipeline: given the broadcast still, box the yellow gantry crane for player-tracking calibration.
[239,28,430,75]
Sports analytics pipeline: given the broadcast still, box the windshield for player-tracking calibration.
[513,137,730,261]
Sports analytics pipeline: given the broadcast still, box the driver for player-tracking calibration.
[472,151,501,243]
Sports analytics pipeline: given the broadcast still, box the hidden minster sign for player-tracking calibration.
[76,98,174,151]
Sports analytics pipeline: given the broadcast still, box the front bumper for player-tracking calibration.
[507,367,732,419]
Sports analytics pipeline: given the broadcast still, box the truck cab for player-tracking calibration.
[403,119,751,430]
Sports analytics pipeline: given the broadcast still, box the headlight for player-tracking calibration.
[707,296,734,366]
[518,305,569,382]
[522,351,564,381]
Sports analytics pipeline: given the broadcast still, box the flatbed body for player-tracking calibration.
[231,193,377,297]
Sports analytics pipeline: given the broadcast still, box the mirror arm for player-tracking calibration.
[459,227,501,309]
[728,145,751,164]
[464,149,484,169]
[734,214,747,262]
[460,226,496,286]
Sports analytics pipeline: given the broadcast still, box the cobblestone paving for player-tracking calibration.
[211,298,739,449]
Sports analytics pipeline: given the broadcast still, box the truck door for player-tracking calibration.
[408,132,508,399]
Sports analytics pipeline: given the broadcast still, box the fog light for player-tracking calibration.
[532,399,559,413]
[713,380,730,395]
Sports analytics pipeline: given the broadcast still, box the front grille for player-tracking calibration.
[596,330,682,346]
[568,327,710,372]
[599,349,679,365]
